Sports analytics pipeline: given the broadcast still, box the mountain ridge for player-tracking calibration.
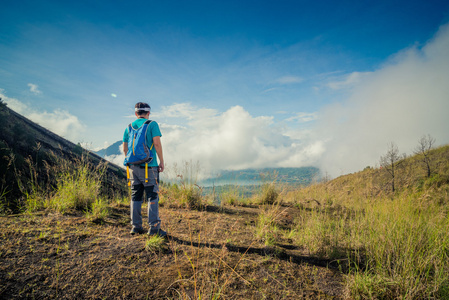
[94,140,122,157]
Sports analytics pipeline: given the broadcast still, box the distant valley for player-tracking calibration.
[199,167,320,187]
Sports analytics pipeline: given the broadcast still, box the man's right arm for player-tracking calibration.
[123,126,129,155]
[123,142,128,155]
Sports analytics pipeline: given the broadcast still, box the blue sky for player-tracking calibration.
[1,0,449,176]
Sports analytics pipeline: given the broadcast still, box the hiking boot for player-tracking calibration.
[148,227,167,237]
[130,227,146,235]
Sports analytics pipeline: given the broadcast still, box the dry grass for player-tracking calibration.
[0,204,343,299]
[282,145,449,299]
[2,136,448,299]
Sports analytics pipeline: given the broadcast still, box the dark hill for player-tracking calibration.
[0,99,127,212]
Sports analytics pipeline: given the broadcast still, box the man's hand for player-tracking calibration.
[158,161,164,173]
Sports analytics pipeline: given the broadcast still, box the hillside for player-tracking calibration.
[1,98,448,299]
[0,100,127,213]
[281,144,449,299]
[1,145,447,298]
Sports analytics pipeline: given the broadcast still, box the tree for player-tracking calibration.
[380,142,406,193]
[414,134,436,178]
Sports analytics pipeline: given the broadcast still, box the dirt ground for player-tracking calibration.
[0,204,344,299]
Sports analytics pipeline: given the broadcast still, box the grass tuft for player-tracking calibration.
[85,197,109,222]
[255,182,279,205]
[145,235,166,252]
[255,204,283,246]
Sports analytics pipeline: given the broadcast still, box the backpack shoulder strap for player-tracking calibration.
[143,120,153,149]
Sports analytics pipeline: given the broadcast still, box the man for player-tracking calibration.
[123,102,167,236]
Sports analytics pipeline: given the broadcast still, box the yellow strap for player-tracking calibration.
[132,135,136,155]
[150,143,153,150]
[145,163,148,183]
[126,165,131,187]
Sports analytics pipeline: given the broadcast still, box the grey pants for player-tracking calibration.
[128,165,160,230]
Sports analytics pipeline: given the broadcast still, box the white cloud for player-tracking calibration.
[111,93,117,98]
[286,112,318,123]
[151,104,320,173]
[315,23,449,176]
[27,109,85,141]
[261,87,278,93]
[0,90,27,112]
[156,102,218,121]
[326,72,372,90]
[0,90,86,142]
[105,154,126,168]
[27,83,42,95]
[275,76,303,84]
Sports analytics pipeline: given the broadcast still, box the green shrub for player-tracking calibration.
[256,183,278,205]
[145,235,165,252]
[24,193,47,212]
[255,205,283,246]
[183,185,203,210]
[220,188,240,206]
[0,188,11,214]
[160,183,204,210]
[161,161,205,209]
[49,158,105,213]
[86,197,109,222]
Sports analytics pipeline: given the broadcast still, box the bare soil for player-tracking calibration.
[0,204,344,299]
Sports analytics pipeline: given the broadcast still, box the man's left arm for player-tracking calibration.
[153,136,164,172]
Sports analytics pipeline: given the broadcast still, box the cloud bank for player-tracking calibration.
[154,23,449,177]
[316,23,449,176]
[157,104,322,173]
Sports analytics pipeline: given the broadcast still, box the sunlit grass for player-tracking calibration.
[160,160,206,210]
[255,204,284,246]
[283,147,449,299]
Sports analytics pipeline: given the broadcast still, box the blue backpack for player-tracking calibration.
[123,120,154,166]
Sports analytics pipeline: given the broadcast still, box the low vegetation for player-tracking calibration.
[1,127,448,298]
[282,143,449,299]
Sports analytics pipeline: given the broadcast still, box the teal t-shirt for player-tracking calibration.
[123,119,162,167]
